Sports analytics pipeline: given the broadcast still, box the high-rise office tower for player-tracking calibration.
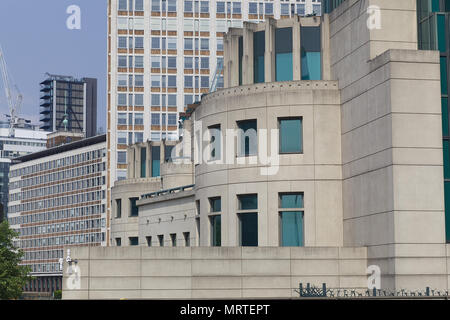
[8,134,107,294]
[107,0,322,226]
[0,117,47,219]
[40,74,97,138]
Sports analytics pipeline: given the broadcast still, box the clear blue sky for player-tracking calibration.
[0,0,107,131]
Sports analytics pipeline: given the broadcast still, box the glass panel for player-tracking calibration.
[238,194,258,210]
[240,213,258,246]
[140,147,146,178]
[237,120,257,156]
[281,211,304,246]
[210,197,221,212]
[211,215,221,246]
[301,26,322,80]
[444,140,450,179]
[445,181,450,242]
[280,193,304,209]
[279,118,302,153]
[253,31,265,83]
[130,198,138,217]
[437,14,446,52]
[275,28,293,81]
[151,146,160,177]
[441,56,448,95]
[443,98,449,137]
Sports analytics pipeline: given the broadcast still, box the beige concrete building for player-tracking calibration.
[63,0,450,299]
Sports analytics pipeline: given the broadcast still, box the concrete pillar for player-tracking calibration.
[321,14,331,80]
[224,32,241,88]
[146,141,151,178]
[293,18,302,81]
[126,147,135,179]
[264,19,276,83]
[242,25,254,85]
[133,145,139,179]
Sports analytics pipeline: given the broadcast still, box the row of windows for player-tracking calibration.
[10,149,106,178]
[207,193,304,247]
[119,112,178,128]
[10,175,106,202]
[21,231,104,251]
[9,204,105,226]
[206,117,303,162]
[20,218,103,239]
[0,140,46,147]
[116,232,192,247]
[24,249,63,261]
[10,162,106,191]
[9,191,106,214]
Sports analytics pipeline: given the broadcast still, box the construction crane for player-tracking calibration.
[0,44,22,137]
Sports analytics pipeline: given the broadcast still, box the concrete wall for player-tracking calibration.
[194,80,343,247]
[111,178,161,245]
[138,190,198,247]
[62,246,369,299]
[329,0,446,290]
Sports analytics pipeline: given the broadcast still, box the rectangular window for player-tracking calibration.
[152,0,160,12]
[200,1,209,13]
[115,238,122,246]
[209,197,221,213]
[129,237,139,246]
[208,124,221,161]
[184,0,193,12]
[152,146,161,177]
[151,94,160,106]
[158,235,164,247]
[253,31,265,83]
[146,236,152,247]
[217,1,225,13]
[135,37,144,49]
[135,113,144,125]
[117,151,127,164]
[152,56,161,68]
[301,26,322,80]
[135,56,144,68]
[233,2,241,14]
[170,233,177,247]
[249,2,257,14]
[279,193,304,247]
[275,28,293,81]
[210,215,221,246]
[129,197,139,217]
[151,37,160,49]
[239,212,258,247]
[200,38,209,50]
[183,232,190,247]
[184,76,193,88]
[279,118,303,153]
[184,38,193,50]
[140,147,146,178]
[237,119,257,157]
[118,55,127,67]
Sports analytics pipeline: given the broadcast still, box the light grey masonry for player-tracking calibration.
[62,246,368,299]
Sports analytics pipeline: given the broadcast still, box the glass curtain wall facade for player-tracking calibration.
[417,0,450,242]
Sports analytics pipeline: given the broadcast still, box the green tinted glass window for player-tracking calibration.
[441,57,448,95]
[275,28,293,81]
[151,146,160,177]
[140,147,146,178]
[238,194,258,210]
[443,98,449,137]
[254,31,265,83]
[239,213,258,246]
[279,118,302,153]
[211,215,221,246]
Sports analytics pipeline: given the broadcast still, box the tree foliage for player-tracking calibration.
[0,220,32,300]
